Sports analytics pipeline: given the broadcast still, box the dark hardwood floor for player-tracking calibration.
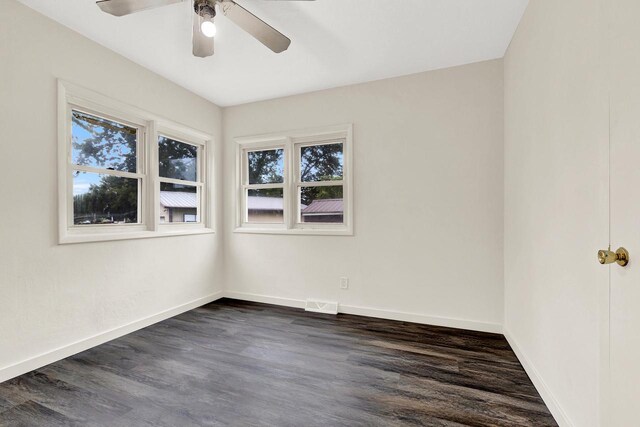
[0,299,557,426]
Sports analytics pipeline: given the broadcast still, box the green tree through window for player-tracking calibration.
[72,111,139,224]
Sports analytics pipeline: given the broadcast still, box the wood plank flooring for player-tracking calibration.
[0,299,557,426]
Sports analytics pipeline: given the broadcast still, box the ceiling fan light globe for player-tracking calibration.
[201,21,217,38]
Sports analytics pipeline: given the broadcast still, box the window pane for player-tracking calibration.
[160,182,199,223]
[72,110,137,173]
[300,143,343,182]
[300,186,344,224]
[247,189,284,223]
[248,149,284,184]
[73,171,138,225]
[159,136,198,182]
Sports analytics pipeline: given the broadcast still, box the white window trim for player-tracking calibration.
[57,80,215,244]
[234,124,353,236]
[155,126,210,233]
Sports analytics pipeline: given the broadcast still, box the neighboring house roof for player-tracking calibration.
[302,199,343,215]
[160,191,197,209]
[159,193,318,212]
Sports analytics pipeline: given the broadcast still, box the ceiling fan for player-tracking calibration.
[96,0,313,58]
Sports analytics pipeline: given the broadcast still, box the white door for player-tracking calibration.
[608,0,640,424]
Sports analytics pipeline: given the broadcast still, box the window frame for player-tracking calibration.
[234,124,353,236]
[294,137,347,231]
[58,80,215,244]
[239,139,289,231]
[66,106,147,231]
[155,126,208,231]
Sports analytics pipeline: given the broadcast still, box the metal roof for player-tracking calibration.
[301,199,344,215]
[160,191,197,208]
[159,193,319,212]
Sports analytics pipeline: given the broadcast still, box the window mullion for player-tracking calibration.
[289,139,297,228]
[202,144,209,228]
[139,128,146,227]
[148,121,158,231]
[197,145,203,184]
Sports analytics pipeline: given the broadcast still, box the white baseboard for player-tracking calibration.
[339,304,502,334]
[225,291,306,309]
[223,291,502,334]
[503,328,571,427]
[0,291,224,384]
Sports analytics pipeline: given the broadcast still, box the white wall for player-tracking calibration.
[0,0,224,380]
[1,3,619,425]
[503,1,609,425]
[222,60,505,332]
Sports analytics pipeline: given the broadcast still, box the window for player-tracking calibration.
[244,148,285,224]
[71,110,143,226]
[235,125,353,235]
[297,142,344,225]
[158,134,203,225]
[58,81,214,244]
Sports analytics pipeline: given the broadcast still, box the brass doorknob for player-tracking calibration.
[598,247,629,266]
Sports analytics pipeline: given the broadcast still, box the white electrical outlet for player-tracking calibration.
[340,277,349,290]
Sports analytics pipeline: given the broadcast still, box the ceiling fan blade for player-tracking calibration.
[220,0,291,53]
[96,0,184,17]
[192,12,215,58]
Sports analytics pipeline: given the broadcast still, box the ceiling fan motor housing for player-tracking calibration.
[96,0,294,57]
[194,0,217,19]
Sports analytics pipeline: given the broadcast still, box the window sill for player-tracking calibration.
[59,227,215,245]
[233,227,353,236]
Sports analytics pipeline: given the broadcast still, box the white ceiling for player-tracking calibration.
[17,0,528,106]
